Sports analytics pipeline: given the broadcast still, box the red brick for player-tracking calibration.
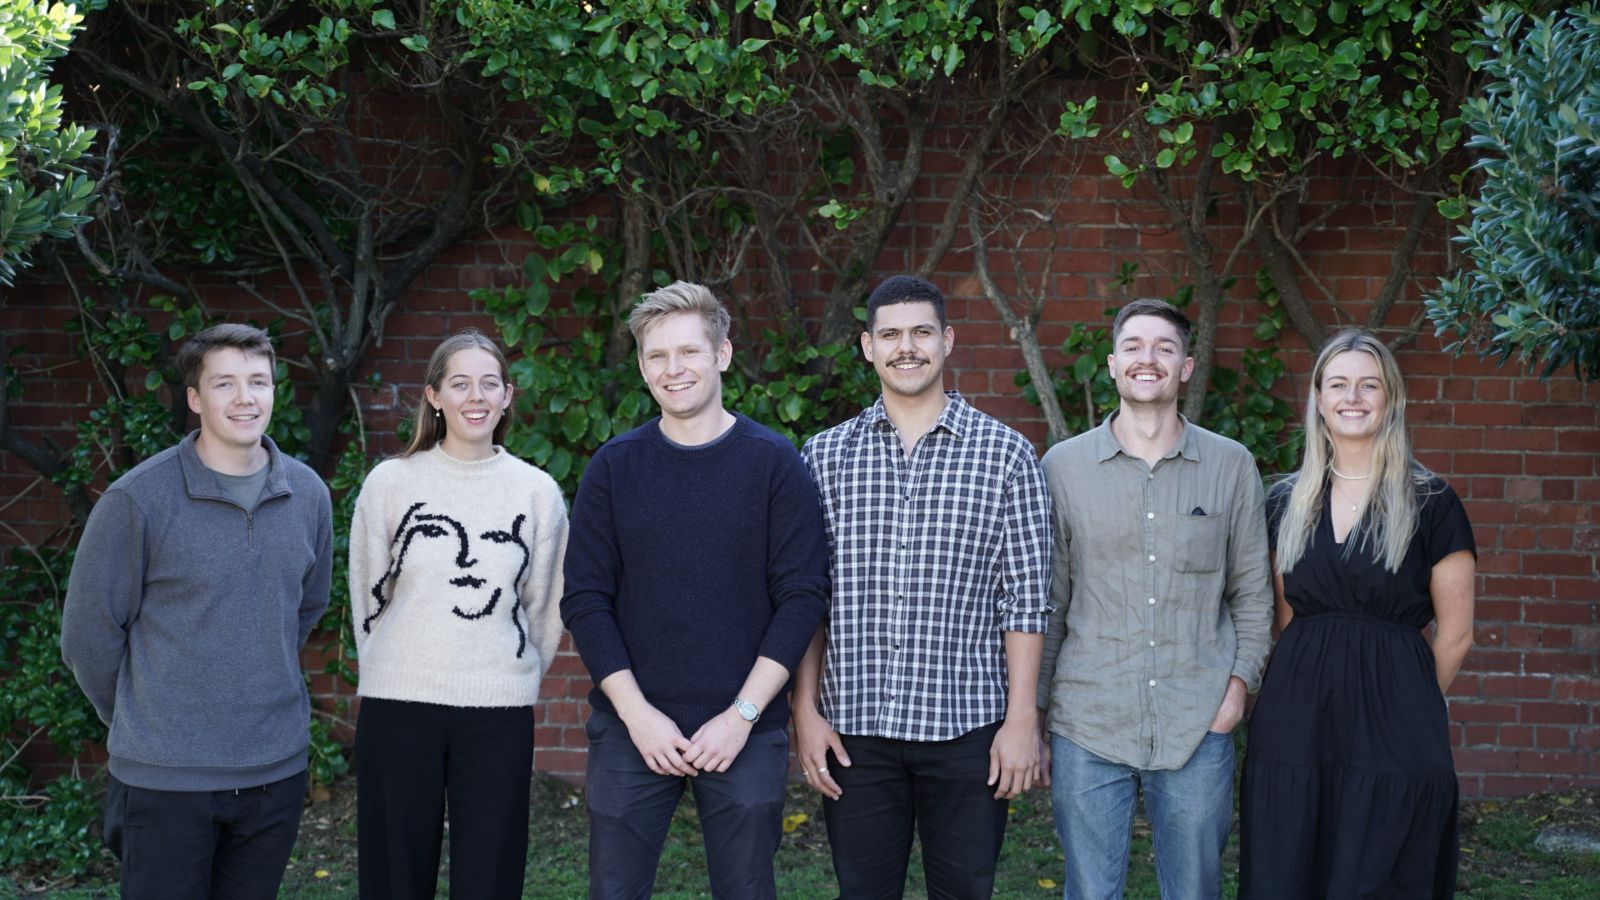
[1476,550,1520,575]
[1524,454,1595,477]
[1453,404,1524,426]
[1452,747,1518,772]
[1479,774,1555,797]
[1448,701,1519,722]
[1517,751,1591,775]
[533,749,589,774]
[1453,452,1524,475]
[1578,727,1600,752]
[1504,478,1542,501]
[1467,501,1519,525]
[1522,553,1595,578]
[1551,579,1598,602]
[1414,425,1479,450]
[1499,526,1536,550]
[1542,480,1576,502]
[1478,577,1547,600]
[1481,675,1554,699]
[1520,701,1592,724]
[1482,428,1555,451]
[1497,724,1535,747]
[1522,651,1595,676]
[1536,526,1574,550]
[1558,430,1600,454]
[1525,405,1596,427]
[1577,528,1600,553]
[1540,626,1575,649]
[1524,602,1594,625]
[1519,502,1593,526]
[1468,477,1505,499]
[1534,726,1574,749]
[1461,723,1501,746]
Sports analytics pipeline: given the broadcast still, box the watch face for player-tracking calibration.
[734,699,759,721]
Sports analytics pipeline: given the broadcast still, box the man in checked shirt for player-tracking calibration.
[1037,298,1273,900]
[793,274,1053,898]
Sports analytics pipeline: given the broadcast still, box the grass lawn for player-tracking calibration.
[11,774,1599,898]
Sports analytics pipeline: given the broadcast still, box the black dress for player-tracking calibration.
[1239,475,1475,900]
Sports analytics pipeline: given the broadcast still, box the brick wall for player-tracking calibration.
[3,153,1596,799]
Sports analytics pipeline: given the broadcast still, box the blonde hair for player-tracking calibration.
[626,281,730,350]
[398,329,512,458]
[1275,329,1431,573]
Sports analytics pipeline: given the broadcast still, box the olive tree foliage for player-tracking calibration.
[1426,3,1600,381]
[0,0,97,509]
[1045,0,1479,419]
[0,0,95,285]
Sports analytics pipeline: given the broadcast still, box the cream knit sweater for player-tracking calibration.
[349,445,568,707]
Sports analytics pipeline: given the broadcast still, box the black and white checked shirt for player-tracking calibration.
[801,392,1052,742]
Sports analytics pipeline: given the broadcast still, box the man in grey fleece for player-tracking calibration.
[61,323,333,900]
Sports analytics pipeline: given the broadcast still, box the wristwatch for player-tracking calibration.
[732,697,761,723]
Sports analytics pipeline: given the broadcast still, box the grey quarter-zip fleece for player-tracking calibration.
[61,431,333,790]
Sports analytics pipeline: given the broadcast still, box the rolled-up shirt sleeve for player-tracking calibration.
[997,452,1053,634]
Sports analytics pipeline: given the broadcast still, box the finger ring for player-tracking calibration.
[818,766,829,773]
[801,769,810,775]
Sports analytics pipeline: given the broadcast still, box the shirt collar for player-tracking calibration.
[178,430,291,501]
[862,390,972,439]
[1093,410,1200,463]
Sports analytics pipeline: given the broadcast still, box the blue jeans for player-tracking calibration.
[1050,732,1234,900]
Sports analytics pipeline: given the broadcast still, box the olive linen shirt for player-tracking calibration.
[1037,413,1272,771]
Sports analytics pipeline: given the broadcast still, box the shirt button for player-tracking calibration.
[1147,554,1156,562]
[1148,597,1156,605]
[1146,512,1154,519]
[1148,679,1156,687]
[1149,640,1156,647]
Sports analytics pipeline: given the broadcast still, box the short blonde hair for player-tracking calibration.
[626,281,730,351]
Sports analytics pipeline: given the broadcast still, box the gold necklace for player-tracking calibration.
[1333,478,1363,513]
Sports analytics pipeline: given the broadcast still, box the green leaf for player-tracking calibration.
[144,370,163,391]
[561,405,589,444]
[371,9,395,31]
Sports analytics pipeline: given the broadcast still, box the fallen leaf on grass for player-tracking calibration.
[314,870,330,879]
[782,813,808,833]
[1038,878,1058,889]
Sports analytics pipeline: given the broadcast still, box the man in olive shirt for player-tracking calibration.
[1037,299,1272,900]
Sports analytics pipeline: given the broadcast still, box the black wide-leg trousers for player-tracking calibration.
[355,697,535,900]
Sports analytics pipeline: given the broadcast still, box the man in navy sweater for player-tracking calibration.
[561,281,829,899]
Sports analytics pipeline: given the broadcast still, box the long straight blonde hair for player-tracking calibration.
[1275,329,1431,573]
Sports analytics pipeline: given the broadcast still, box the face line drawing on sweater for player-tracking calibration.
[364,503,533,658]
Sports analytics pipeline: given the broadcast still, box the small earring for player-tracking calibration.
[434,408,442,419]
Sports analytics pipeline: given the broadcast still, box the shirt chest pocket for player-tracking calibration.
[1175,512,1225,573]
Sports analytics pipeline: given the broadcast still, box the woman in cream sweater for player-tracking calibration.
[349,329,567,899]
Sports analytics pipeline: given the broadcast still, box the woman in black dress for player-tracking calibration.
[1239,329,1476,899]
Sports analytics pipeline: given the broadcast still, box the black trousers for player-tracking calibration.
[822,722,1009,900]
[103,770,306,900]
[355,698,535,900]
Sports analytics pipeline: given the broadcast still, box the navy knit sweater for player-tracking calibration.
[560,414,830,735]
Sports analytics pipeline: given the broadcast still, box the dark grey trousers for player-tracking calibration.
[583,707,789,900]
